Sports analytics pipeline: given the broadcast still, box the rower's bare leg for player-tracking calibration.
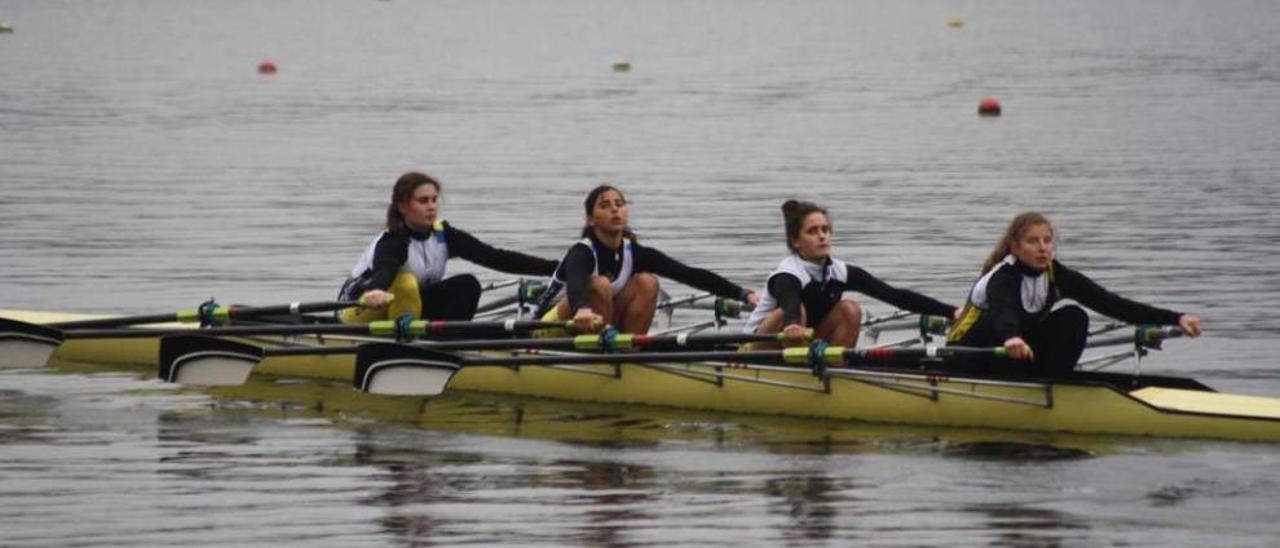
[585,275,615,322]
[752,307,809,349]
[614,273,659,334]
[815,299,862,348]
[551,275,615,323]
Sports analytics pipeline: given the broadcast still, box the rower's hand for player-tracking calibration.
[1003,337,1035,360]
[952,307,963,322]
[359,290,394,309]
[573,307,604,334]
[1178,314,1202,338]
[744,291,760,309]
[781,323,809,347]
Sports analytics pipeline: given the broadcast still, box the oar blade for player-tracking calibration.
[158,335,264,386]
[354,343,463,397]
[0,318,65,369]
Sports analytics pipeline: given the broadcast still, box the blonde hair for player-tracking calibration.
[981,211,1054,273]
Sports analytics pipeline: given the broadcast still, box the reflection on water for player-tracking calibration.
[4,368,1280,546]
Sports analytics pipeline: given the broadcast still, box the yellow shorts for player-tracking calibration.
[338,271,423,324]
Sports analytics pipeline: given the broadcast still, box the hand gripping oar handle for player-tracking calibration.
[51,300,361,330]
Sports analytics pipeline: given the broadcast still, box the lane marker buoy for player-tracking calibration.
[978,97,1001,116]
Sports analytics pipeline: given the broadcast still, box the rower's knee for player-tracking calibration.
[836,299,862,324]
[387,272,423,319]
[630,273,659,298]
[1056,305,1089,337]
[449,273,482,302]
[586,275,613,298]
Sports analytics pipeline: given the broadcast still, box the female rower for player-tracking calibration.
[534,184,759,334]
[743,199,959,348]
[946,211,1201,376]
[338,171,557,323]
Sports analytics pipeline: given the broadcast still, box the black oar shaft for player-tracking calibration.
[63,318,584,340]
[452,345,1004,368]
[51,300,358,330]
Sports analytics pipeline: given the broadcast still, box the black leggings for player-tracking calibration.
[953,305,1089,378]
[422,274,482,321]
[1025,305,1089,376]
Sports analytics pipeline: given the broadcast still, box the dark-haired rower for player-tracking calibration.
[338,171,556,322]
[534,185,759,334]
[744,199,959,348]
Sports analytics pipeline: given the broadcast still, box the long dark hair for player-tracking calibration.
[581,184,637,240]
[981,211,1053,273]
[386,171,441,234]
[781,199,828,253]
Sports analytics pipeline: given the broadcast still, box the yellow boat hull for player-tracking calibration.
[5,309,1280,442]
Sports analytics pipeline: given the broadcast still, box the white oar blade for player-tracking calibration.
[0,318,65,369]
[0,338,60,369]
[170,353,259,386]
[159,335,263,386]
[354,343,463,396]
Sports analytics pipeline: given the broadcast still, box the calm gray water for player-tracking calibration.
[2,0,1279,545]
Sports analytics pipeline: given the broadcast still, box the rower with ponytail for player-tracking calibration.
[743,199,959,348]
[534,184,758,334]
[946,211,1202,376]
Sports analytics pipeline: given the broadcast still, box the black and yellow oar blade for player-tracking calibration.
[0,317,66,369]
[158,334,264,386]
[354,343,463,397]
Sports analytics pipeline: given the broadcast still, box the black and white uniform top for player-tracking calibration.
[339,220,556,300]
[534,233,753,315]
[743,254,957,333]
[946,254,1182,345]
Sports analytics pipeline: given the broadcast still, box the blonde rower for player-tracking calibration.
[947,211,1201,376]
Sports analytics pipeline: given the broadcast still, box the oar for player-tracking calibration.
[0,315,593,370]
[2,298,361,367]
[354,341,1007,396]
[50,299,361,330]
[155,329,814,386]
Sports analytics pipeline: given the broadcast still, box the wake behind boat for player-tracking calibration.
[2,300,1278,443]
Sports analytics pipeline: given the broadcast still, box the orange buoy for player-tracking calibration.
[978,97,1001,116]
[258,60,278,75]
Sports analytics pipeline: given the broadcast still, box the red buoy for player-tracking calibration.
[258,60,278,75]
[978,97,1001,116]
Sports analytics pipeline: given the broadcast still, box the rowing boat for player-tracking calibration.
[3,308,1279,442]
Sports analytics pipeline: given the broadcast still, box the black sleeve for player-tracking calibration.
[561,244,596,312]
[366,233,409,291]
[633,245,750,301]
[766,273,804,327]
[984,266,1026,343]
[1054,262,1182,326]
[845,265,957,319]
[445,224,558,276]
